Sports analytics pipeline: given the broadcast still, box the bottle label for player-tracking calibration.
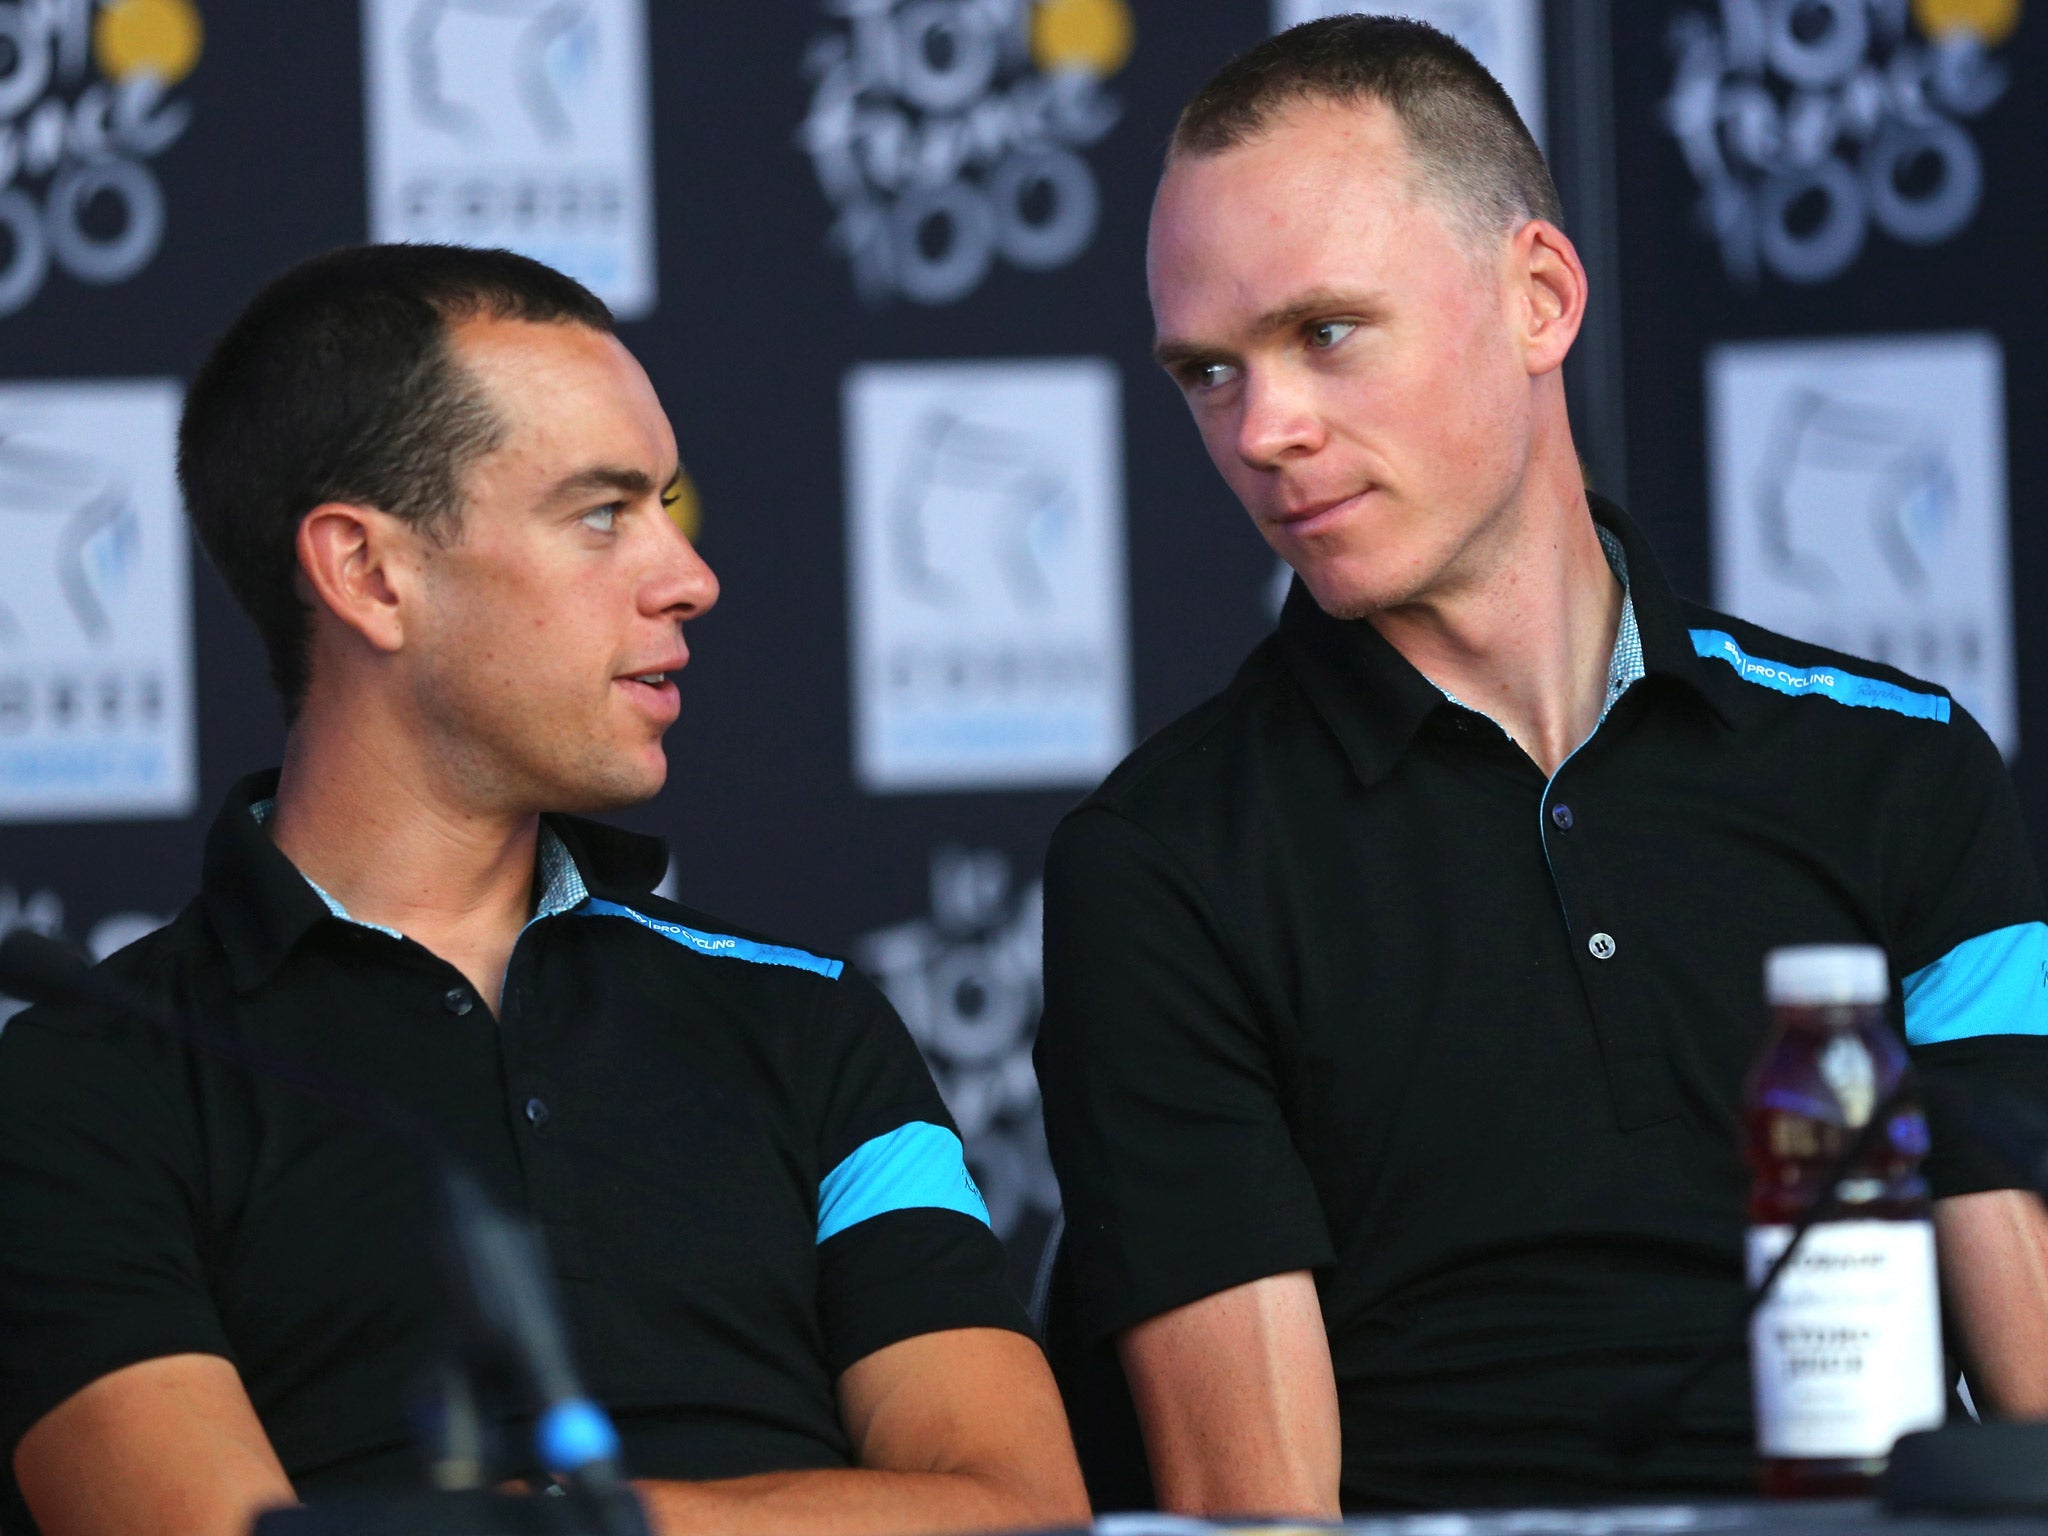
[1748,1219,1945,1460]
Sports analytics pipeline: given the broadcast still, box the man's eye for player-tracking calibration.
[1309,320,1358,350]
[1188,361,1240,391]
[581,504,620,532]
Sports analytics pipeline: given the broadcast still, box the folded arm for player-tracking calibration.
[1936,1188,2048,1417]
[634,1326,1090,1536]
[1116,1270,1340,1519]
[14,1353,297,1536]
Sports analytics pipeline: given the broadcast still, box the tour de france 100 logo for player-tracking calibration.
[0,0,201,320]
[799,0,1135,308]
[1664,0,2021,287]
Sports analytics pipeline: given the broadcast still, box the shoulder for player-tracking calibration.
[1679,601,1969,739]
[1067,635,1307,840]
[1674,604,2013,850]
[569,889,858,990]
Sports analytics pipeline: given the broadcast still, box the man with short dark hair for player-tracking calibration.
[1036,15,2048,1515]
[0,245,1089,1536]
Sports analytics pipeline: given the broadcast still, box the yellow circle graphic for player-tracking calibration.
[95,0,205,85]
[1913,0,2023,43]
[1031,0,1135,78]
[666,469,701,545]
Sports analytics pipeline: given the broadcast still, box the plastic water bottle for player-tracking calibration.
[1745,943,1945,1495]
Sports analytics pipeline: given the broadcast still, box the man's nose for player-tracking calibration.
[1234,368,1326,470]
[649,516,720,621]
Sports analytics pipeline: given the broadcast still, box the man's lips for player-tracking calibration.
[617,652,689,686]
[1270,487,1375,537]
[616,655,688,719]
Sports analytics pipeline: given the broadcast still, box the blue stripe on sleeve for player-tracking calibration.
[817,1121,991,1244]
[1690,629,1950,723]
[580,898,844,979]
[1902,922,2048,1046]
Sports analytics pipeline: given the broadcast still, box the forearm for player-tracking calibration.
[635,1465,1081,1536]
[1935,1189,2048,1416]
[15,1355,297,1536]
[1119,1272,1341,1518]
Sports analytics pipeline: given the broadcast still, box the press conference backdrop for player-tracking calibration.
[0,0,2038,1298]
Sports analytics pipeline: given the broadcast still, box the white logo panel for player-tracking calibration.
[363,0,657,318]
[0,380,194,821]
[1272,1,1545,144]
[1708,333,2014,755]
[845,359,1130,793]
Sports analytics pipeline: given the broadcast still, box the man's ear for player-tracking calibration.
[1515,219,1588,377]
[296,502,420,656]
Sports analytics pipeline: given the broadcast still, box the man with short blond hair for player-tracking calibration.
[1038,15,2048,1515]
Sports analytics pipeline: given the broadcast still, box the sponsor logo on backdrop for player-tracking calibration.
[856,847,1059,1245]
[363,0,657,317]
[0,379,193,821]
[1707,332,2014,754]
[799,0,1135,307]
[1665,0,2019,287]
[0,885,165,1026]
[1272,0,1545,142]
[844,357,1129,793]
[0,0,200,320]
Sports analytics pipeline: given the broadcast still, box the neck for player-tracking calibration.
[1370,464,1622,779]
[269,693,540,1012]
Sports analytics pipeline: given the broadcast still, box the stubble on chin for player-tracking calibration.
[1291,551,1429,624]
[412,671,668,817]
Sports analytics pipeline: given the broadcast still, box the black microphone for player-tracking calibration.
[437,1167,632,1505]
[0,929,642,1526]
[0,929,99,1006]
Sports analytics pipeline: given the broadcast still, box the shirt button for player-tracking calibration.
[443,986,474,1016]
[1551,804,1575,830]
[1588,932,1617,961]
[523,1097,550,1129]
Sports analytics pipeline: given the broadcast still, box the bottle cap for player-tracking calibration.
[1765,944,1889,1006]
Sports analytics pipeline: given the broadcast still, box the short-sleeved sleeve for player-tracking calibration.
[806,976,1030,1373]
[1035,806,1333,1343]
[1888,703,2048,1196]
[0,1006,231,1470]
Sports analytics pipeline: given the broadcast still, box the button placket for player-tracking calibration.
[1539,770,1678,1128]
[492,925,591,1277]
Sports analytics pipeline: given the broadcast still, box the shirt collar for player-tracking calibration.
[1274,495,1726,790]
[204,770,669,994]
[245,800,593,941]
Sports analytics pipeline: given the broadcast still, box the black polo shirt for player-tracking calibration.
[1035,497,2048,1509]
[0,771,1025,1530]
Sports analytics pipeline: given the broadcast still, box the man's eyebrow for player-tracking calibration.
[1152,336,1215,370]
[1250,288,1382,336]
[1154,289,1385,369]
[541,464,677,505]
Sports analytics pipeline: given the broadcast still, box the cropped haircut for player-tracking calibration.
[1171,15,1564,247]
[178,243,614,718]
